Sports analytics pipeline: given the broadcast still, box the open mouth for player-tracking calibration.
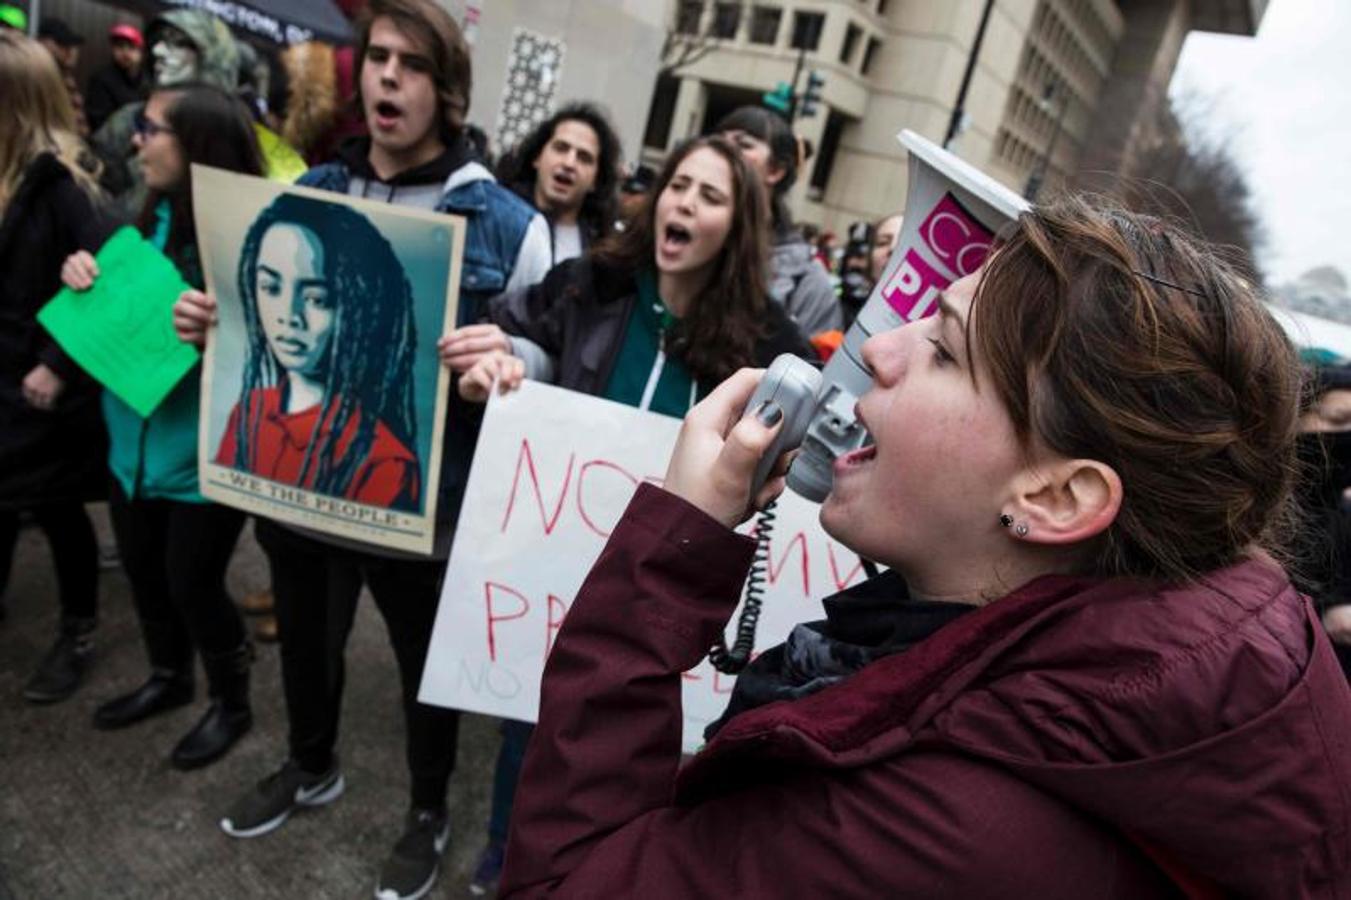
[838,443,877,469]
[373,100,404,129]
[658,221,693,260]
[843,440,875,462]
[838,403,876,472]
[552,172,575,189]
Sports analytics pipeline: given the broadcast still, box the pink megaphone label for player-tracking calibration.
[882,192,996,322]
[883,248,945,321]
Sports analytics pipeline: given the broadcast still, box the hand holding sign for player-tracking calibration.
[59,250,99,290]
[39,226,199,418]
[458,350,526,402]
[172,289,217,348]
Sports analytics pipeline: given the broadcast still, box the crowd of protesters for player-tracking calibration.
[2,1,1350,897]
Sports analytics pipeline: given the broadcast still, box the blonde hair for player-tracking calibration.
[0,30,101,209]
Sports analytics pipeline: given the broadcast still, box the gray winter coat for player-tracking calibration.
[769,230,841,336]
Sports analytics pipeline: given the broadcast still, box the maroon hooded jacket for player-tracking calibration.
[501,485,1351,898]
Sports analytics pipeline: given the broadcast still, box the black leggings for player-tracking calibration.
[108,483,246,673]
[0,502,98,621]
[256,518,460,810]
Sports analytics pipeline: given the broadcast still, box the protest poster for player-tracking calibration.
[192,165,464,555]
[37,226,199,418]
[420,380,868,753]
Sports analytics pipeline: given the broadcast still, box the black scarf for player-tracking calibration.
[705,571,974,740]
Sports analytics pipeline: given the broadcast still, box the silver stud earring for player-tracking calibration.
[1015,522,1029,537]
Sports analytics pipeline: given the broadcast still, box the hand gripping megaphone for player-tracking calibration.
[785,130,1031,501]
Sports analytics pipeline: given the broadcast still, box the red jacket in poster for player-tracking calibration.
[216,386,419,511]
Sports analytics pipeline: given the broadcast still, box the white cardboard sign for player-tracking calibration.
[419,380,867,752]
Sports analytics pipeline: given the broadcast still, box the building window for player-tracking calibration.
[643,74,680,149]
[712,2,743,39]
[749,6,782,45]
[791,11,826,51]
[861,36,881,74]
[839,22,862,63]
[675,0,703,36]
[809,110,846,195]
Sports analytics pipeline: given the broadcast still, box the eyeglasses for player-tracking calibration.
[133,110,174,139]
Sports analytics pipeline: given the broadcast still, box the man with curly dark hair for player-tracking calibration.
[498,102,623,264]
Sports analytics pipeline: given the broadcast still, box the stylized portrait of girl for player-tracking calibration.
[215,193,422,512]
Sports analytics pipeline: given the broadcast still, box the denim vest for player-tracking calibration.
[296,161,537,543]
[298,162,535,323]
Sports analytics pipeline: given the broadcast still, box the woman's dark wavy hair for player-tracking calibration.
[714,105,802,233]
[497,102,622,239]
[232,194,420,507]
[969,195,1302,582]
[135,83,264,280]
[591,135,770,386]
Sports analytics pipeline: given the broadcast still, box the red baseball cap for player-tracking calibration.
[109,24,143,48]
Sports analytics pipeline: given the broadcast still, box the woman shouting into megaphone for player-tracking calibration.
[497,196,1351,898]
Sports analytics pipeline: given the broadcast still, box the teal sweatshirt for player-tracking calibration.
[101,201,206,503]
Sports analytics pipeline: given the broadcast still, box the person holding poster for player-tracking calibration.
[214,193,422,512]
[175,3,550,897]
[499,199,1351,897]
[0,31,110,703]
[59,83,264,771]
[448,135,815,895]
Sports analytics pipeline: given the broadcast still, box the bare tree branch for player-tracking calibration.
[659,1,747,78]
[1129,88,1268,284]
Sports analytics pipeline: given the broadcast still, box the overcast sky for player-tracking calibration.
[1171,0,1350,285]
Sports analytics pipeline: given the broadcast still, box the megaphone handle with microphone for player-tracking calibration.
[745,354,824,497]
[708,355,822,674]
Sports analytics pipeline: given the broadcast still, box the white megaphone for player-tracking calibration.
[785,130,1031,501]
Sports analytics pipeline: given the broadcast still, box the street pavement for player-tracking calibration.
[0,506,500,898]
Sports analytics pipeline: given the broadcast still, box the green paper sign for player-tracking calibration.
[37,226,199,418]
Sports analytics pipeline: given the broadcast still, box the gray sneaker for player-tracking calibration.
[219,759,344,838]
[374,808,449,900]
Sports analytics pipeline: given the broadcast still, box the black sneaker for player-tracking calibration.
[219,759,344,838]
[468,838,505,896]
[374,808,449,900]
[24,629,93,704]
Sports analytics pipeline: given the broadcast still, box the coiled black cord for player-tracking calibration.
[708,500,776,674]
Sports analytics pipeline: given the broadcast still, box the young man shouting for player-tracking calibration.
[176,2,550,898]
